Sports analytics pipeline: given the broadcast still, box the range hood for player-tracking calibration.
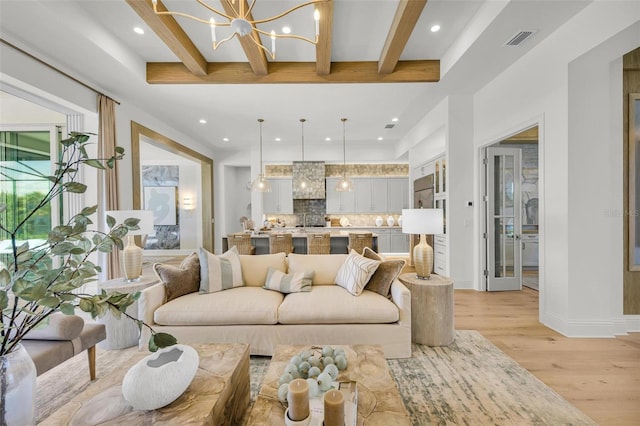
[293,161,325,199]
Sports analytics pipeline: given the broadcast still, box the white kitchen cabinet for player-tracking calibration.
[433,234,447,276]
[326,177,355,213]
[355,178,387,213]
[389,229,409,253]
[263,179,293,214]
[387,178,409,211]
[376,230,391,253]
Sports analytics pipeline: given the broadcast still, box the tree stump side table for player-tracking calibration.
[398,272,455,346]
[97,272,159,350]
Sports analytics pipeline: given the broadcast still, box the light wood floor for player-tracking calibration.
[454,287,640,425]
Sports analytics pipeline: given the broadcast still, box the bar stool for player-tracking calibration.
[269,233,294,255]
[348,232,373,254]
[306,233,331,254]
[227,233,256,255]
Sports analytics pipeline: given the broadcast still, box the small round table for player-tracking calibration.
[398,272,455,346]
[97,272,159,350]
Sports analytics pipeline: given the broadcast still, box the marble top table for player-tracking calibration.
[41,343,250,426]
[222,231,378,254]
[245,344,410,426]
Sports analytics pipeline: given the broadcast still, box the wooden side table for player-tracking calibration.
[97,271,159,350]
[398,272,455,346]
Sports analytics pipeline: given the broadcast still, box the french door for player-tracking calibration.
[484,147,522,291]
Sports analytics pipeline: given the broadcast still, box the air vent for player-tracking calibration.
[385,124,395,129]
[504,30,535,47]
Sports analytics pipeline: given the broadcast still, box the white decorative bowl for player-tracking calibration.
[122,344,199,410]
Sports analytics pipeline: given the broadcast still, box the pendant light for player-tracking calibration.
[298,118,311,192]
[335,117,353,192]
[250,118,272,192]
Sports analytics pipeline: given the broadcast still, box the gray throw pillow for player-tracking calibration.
[153,252,201,302]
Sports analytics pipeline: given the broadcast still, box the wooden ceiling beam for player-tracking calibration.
[378,0,428,75]
[126,0,207,76]
[315,0,334,75]
[147,60,440,84]
[219,0,269,75]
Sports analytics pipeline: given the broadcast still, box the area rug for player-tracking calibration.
[35,330,595,425]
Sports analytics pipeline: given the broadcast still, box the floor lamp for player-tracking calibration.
[402,209,444,279]
[106,210,155,282]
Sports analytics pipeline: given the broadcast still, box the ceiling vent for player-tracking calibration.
[504,30,536,47]
[385,124,395,129]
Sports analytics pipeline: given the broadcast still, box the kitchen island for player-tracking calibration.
[222,230,378,254]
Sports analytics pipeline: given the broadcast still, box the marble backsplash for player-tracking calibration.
[265,213,404,228]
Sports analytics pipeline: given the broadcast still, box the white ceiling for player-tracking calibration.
[0,0,591,154]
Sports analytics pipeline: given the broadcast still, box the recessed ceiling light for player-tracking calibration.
[430,25,441,33]
[325,137,331,141]
[199,119,207,124]
[377,137,384,141]
[282,26,291,34]
[275,137,281,142]
[134,27,145,35]
[391,117,399,122]
[223,137,229,142]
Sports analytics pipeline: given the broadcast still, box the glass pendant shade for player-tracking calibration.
[335,175,353,192]
[251,119,271,192]
[335,117,352,192]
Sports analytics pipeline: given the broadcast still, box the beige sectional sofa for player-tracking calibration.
[138,253,412,358]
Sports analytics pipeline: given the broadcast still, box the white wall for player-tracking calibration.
[473,3,640,335]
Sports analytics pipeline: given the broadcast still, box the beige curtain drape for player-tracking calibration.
[98,95,120,279]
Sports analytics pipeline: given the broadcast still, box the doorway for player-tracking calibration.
[482,126,539,291]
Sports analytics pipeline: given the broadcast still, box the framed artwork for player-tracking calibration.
[144,186,177,226]
[629,93,640,270]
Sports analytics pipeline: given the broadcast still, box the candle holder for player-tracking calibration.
[284,407,311,426]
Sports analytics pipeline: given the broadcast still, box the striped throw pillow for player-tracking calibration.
[198,246,244,293]
[335,250,381,296]
[263,267,313,293]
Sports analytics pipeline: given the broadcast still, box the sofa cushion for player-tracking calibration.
[362,247,406,299]
[335,251,380,296]
[278,286,399,324]
[263,267,313,293]
[240,252,287,287]
[287,253,348,285]
[198,246,243,293]
[153,252,200,301]
[154,287,283,326]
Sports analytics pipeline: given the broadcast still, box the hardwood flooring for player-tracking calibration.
[454,287,640,425]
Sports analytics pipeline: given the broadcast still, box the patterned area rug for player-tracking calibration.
[36,330,595,425]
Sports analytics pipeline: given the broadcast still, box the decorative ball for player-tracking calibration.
[335,354,348,371]
[290,355,302,366]
[279,372,294,386]
[323,364,339,380]
[307,366,321,379]
[321,346,334,358]
[298,361,311,377]
[317,372,333,391]
[308,355,322,368]
[278,383,289,403]
[306,378,319,397]
[322,356,334,368]
[284,363,299,378]
[122,344,199,410]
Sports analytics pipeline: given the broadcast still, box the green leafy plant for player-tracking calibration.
[0,132,176,356]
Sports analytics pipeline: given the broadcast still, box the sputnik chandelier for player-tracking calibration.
[151,0,324,60]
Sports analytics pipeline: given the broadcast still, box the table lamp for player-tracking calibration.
[402,208,444,279]
[106,210,155,282]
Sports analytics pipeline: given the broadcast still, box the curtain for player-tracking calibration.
[98,95,120,279]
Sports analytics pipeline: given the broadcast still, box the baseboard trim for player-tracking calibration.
[541,311,640,337]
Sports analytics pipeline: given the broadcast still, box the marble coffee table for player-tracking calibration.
[245,344,410,426]
[41,343,250,425]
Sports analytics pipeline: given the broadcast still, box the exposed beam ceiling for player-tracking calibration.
[220,0,269,75]
[315,0,334,75]
[378,0,429,74]
[147,60,440,84]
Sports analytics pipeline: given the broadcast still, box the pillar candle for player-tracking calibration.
[323,389,344,426]
[287,378,309,421]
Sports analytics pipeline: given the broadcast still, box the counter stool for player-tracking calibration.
[348,232,373,254]
[269,233,294,255]
[227,233,256,255]
[306,233,331,254]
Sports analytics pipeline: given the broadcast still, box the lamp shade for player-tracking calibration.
[105,210,155,235]
[401,209,444,235]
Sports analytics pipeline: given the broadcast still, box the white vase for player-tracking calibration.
[0,344,37,426]
[398,215,403,227]
[387,215,395,227]
[122,344,199,410]
[375,216,383,227]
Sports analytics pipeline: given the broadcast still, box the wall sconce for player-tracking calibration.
[182,195,196,211]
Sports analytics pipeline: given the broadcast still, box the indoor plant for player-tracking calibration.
[0,132,175,422]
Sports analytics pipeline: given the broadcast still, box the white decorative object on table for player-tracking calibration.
[387,215,395,227]
[375,216,383,227]
[122,344,199,410]
[398,215,403,227]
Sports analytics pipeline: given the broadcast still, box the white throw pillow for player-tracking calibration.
[263,267,313,293]
[335,250,381,296]
[198,246,244,293]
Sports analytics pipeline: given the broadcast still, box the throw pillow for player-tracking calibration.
[198,246,244,294]
[362,247,406,298]
[263,267,314,293]
[153,252,201,302]
[334,250,380,296]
